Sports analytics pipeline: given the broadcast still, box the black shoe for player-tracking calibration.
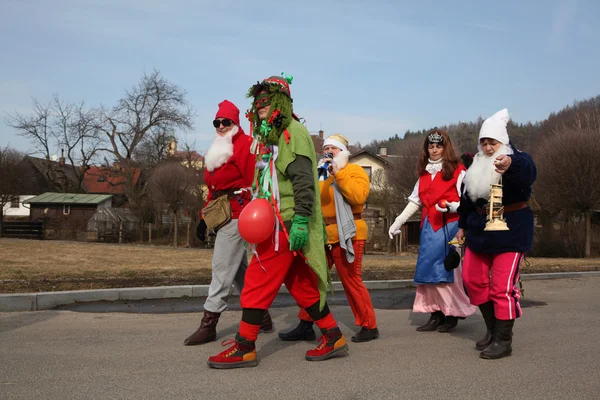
[475,301,495,350]
[278,320,316,341]
[351,327,379,342]
[437,316,458,332]
[416,311,445,332]
[480,319,514,360]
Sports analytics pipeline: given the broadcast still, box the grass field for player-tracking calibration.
[1,238,599,293]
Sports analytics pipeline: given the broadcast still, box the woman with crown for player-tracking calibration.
[389,130,476,332]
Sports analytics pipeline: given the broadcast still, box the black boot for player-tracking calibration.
[416,311,445,332]
[351,327,380,342]
[480,319,514,360]
[437,316,458,332]
[278,319,316,341]
[475,301,495,350]
[260,310,274,333]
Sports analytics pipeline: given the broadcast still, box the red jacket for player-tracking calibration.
[203,130,255,219]
[418,165,465,232]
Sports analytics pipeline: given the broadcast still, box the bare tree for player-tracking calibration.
[148,162,201,247]
[93,70,194,237]
[536,126,600,257]
[5,95,102,190]
[133,128,173,168]
[367,137,421,252]
[97,70,194,164]
[5,99,52,159]
[51,95,103,187]
[0,146,26,232]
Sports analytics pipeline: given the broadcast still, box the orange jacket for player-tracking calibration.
[319,163,370,244]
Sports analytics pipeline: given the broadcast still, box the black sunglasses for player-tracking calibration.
[213,119,232,128]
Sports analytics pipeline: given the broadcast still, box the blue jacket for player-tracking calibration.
[458,145,537,254]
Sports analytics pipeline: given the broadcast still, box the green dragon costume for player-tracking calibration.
[246,74,330,309]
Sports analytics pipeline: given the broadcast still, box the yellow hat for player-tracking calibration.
[323,133,349,152]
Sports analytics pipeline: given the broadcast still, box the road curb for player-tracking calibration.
[1,271,599,312]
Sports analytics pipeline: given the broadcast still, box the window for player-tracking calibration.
[362,166,372,180]
[63,205,71,215]
[10,196,20,208]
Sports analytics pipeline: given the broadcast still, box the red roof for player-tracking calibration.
[83,166,142,194]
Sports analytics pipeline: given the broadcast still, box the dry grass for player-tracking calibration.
[1,238,599,293]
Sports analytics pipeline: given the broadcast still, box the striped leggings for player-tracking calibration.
[462,248,523,320]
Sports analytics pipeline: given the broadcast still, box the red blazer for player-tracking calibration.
[203,131,255,219]
[418,165,465,231]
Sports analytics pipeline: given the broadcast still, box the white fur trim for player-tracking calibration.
[479,108,510,145]
[333,150,350,169]
[323,138,348,153]
[205,125,238,172]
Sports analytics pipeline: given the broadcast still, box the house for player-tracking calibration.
[167,138,204,171]
[17,155,82,194]
[348,148,390,186]
[83,161,142,207]
[2,195,35,219]
[25,192,113,240]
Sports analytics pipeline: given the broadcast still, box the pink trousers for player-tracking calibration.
[462,248,523,320]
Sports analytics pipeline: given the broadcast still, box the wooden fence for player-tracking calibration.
[0,221,44,240]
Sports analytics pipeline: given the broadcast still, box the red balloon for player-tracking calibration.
[238,198,275,244]
[438,199,448,208]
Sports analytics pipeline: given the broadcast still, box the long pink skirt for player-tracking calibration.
[412,264,476,317]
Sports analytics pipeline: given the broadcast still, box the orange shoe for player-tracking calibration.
[305,327,349,361]
[207,334,257,369]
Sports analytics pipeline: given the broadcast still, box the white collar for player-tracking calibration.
[425,158,443,175]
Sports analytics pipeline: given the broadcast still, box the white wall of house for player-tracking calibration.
[349,154,388,186]
[2,195,35,217]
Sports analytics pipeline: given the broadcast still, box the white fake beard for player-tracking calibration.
[463,144,513,202]
[333,150,350,169]
[205,125,238,172]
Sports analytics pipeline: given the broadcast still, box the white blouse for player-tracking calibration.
[408,163,465,207]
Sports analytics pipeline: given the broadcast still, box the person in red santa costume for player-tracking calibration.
[183,100,273,346]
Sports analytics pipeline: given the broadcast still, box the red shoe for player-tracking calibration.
[207,334,257,369]
[305,327,349,361]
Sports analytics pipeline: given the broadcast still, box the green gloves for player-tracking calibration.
[289,214,309,251]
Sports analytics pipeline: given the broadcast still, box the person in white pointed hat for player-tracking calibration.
[455,108,537,360]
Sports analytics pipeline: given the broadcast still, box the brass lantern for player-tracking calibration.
[484,180,509,231]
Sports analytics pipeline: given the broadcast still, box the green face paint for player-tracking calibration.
[255,93,271,109]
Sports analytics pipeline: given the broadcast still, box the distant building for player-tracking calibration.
[25,192,113,240]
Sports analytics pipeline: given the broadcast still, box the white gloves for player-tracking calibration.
[388,219,403,239]
[435,201,460,213]
[389,202,420,239]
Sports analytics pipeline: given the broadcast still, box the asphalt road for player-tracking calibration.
[1,277,599,400]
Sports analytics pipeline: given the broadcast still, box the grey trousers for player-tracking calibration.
[203,219,248,313]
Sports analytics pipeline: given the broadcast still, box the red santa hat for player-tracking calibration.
[215,100,240,126]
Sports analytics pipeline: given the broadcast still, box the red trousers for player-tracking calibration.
[298,241,377,329]
[240,231,321,311]
[462,248,523,320]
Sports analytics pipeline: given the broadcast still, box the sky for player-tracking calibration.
[1,0,599,156]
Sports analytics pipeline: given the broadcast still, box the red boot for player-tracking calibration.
[207,334,257,369]
[305,327,349,361]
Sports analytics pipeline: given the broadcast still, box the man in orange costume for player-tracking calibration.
[279,134,379,343]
